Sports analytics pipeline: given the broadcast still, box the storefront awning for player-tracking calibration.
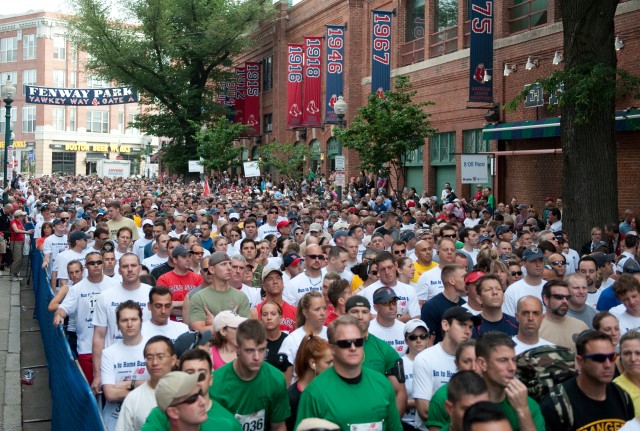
[482,109,640,141]
[85,152,109,162]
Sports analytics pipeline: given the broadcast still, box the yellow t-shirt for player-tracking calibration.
[614,373,640,416]
[351,275,364,291]
[412,261,438,283]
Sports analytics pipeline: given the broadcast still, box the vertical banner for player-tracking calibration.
[371,10,392,95]
[224,78,236,122]
[325,25,345,124]
[287,44,304,129]
[244,62,261,135]
[235,67,246,125]
[303,36,322,127]
[468,0,494,103]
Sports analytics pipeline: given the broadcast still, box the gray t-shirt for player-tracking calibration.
[567,305,597,329]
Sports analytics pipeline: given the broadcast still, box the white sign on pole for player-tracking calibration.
[461,155,489,184]
[334,155,345,171]
[244,161,261,178]
[334,171,346,187]
[188,160,204,173]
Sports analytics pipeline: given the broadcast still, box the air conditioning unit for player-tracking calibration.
[265,124,272,132]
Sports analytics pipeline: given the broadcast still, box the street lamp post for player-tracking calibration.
[1,77,15,205]
[333,95,347,202]
[146,142,152,178]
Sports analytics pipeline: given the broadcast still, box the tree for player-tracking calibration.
[334,76,436,197]
[505,0,639,245]
[68,0,273,173]
[259,142,310,184]
[195,118,249,174]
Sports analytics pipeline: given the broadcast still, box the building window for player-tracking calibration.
[120,154,139,175]
[53,70,66,88]
[430,132,456,165]
[22,105,36,133]
[22,69,36,95]
[509,0,548,33]
[463,129,490,153]
[0,37,17,63]
[69,107,77,131]
[126,112,139,135]
[0,106,17,133]
[435,0,457,32]
[52,107,65,131]
[118,110,125,133]
[262,55,273,91]
[69,71,77,88]
[86,110,109,133]
[87,74,109,88]
[405,0,425,42]
[52,152,75,175]
[430,0,458,57]
[53,36,66,60]
[22,34,36,60]
[263,113,272,133]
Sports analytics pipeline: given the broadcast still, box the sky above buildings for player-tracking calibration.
[0,0,71,15]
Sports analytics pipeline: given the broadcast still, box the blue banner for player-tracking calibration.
[25,85,138,106]
[468,0,494,103]
[371,10,392,95]
[325,25,345,124]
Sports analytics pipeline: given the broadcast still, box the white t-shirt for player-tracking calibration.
[283,272,323,306]
[512,336,554,355]
[54,248,89,281]
[43,233,69,274]
[620,419,640,431]
[610,307,640,335]
[34,218,54,239]
[101,339,149,431]
[362,280,421,318]
[278,326,328,380]
[141,319,189,343]
[93,284,153,347]
[401,356,421,428]
[59,276,120,354]
[413,343,456,401]
[141,254,168,271]
[114,381,157,431]
[588,278,614,308]
[368,319,407,357]
[239,284,262,309]
[502,278,546,316]
[258,223,279,239]
[133,237,153,263]
[415,266,443,302]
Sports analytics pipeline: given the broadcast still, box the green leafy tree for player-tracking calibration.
[195,118,249,174]
[505,0,640,245]
[259,142,310,183]
[334,76,436,196]
[68,0,273,173]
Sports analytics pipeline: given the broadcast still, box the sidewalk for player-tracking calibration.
[0,276,22,431]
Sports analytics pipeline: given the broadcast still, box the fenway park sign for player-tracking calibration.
[25,85,139,106]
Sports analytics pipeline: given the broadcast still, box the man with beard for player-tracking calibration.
[539,280,588,350]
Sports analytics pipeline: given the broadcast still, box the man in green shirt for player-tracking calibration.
[345,295,407,414]
[437,371,488,431]
[475,331,545,431]
[210,319,290,431]
[296,315,403,431]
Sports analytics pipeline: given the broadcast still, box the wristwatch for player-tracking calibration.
[129,380,135,391]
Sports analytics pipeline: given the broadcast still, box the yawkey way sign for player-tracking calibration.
[25,85,139,106]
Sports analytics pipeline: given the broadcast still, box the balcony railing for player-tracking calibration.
[430,25,458,58]
[400,38,425,66]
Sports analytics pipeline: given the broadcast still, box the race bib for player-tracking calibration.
[235,409,265,431]
[350,421,383,431]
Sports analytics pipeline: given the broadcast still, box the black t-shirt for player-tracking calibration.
[540,377,634,431]
[420,292,466,343]
[150,262,174,280]
[0,209,10,235]
[266,332,287,368]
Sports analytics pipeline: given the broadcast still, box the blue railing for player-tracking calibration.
[32,251,105,430]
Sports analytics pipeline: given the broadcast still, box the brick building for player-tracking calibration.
[236,0,640,215]
[0,11,156,178]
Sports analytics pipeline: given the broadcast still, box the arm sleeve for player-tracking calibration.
[188,291,207,323]
[92,293,109,328]
[425,385,449,428]
[407,290,420,317]
[412,355,434,400]
[415,273,429,302]
[236,293,251,318]
[502,289,517,316]
[114,396,134,431]
[269,372,292,424]
[277,335,296,365]
[100,348,115,385]
[528,397,546,431]
[282,284,298,306]
[59,285,79,315]
[386,377,404,431]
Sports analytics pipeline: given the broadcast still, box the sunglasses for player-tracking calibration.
[442,234,456,238]
[86,260,103,266]
[581,352,616,363]
[333,338,365,349]
[393,249,407,255]
[191,251,204,256]
[268,211,278,215]
[193,234,202,238]
[378,299,398,307]
[170,390,204,407]
[306,254,325,260]
[102,245,114,251]
[229,218,239,222]
[550,261,566,266]
[369,270,378,275]
[511,271,523,276]
[407,333,429,341]
[550,294,571,301]
[60,217,69,221]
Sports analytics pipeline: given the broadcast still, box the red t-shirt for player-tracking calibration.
[10,219,24,242]
[256,300,297,334]
[156,270,204,302]
[325,311,340,326]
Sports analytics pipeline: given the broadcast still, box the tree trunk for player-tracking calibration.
[560,0,619,247]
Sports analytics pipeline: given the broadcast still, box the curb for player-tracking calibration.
[2,279,22,431]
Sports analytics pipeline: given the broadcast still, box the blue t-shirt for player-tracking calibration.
[421,293,466,343]
[597,286,621,311]
[472,313,519,338]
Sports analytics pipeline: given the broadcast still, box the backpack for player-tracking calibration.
[516,345,577,401]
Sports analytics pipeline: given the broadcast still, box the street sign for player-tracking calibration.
[188,160,204,173]
[334,171,346,187]
[334,155,345,171]
[461,155,489,184]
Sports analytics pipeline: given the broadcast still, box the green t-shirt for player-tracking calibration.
[140,399,242,431]
[210,361,290,430]
[189,287,251,322]
[425,383,449,428]
[363,333,401,374]
[296,367,403,431]
[496,395,545,431]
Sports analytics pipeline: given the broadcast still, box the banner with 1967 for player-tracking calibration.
[371,10,392,95]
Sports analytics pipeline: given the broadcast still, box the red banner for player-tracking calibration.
[287,44,304,129]
[244,62,261,135]
[235,67,246,125]
[302,36,322,127]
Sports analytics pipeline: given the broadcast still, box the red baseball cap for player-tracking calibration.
[277,221,290,230]
[464,271,485,284]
